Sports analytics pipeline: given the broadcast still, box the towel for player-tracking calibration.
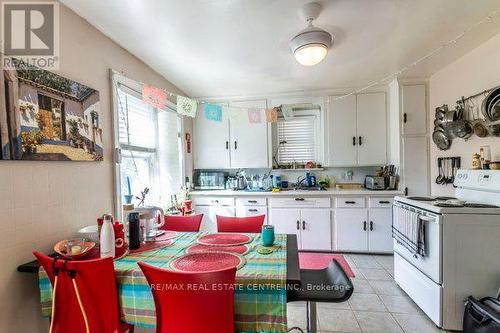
[392,205,426,257]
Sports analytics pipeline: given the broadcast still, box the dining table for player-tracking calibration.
[19,232,301,333]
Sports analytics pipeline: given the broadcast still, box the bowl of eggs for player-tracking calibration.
[54,238,96,259]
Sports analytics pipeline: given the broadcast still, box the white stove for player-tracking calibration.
[393,169,500,331]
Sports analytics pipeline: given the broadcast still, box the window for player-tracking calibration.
[114,78,183,214]
[276,109,319,165]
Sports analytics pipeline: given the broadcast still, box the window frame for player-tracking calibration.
[111,70,185,220]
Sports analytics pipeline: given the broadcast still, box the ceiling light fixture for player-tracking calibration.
[289,2,333,66]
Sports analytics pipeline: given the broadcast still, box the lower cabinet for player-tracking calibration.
[270,208,331,251]
[195,205,236,233]
[334,207,393,253]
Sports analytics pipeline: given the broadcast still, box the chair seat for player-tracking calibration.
[288,259,354,303]
[120,322,134,333]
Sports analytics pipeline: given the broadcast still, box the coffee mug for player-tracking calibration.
[261,225,275,247]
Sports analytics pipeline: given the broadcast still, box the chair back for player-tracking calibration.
[33,251,123,333]
[163,214,203,232]
[216,215,265,233]
[138,262,235,333]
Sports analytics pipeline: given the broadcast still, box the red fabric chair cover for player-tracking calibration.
[33,251,133,333]
[138,262,236,333]
[216,215,265,233]
[163,214,203,232]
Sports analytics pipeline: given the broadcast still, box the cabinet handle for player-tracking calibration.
[248,200,257,203]
[345,201,356,204]
[296,220,300,230]
[403,113,407,124]
[379,200,390,204]
[234,141,237,149]
[212,200,219,204]
[363,221,367,231]
[248,209,258,212]
[352,136,356,146]
[225,141,229,149]
[302,221,305,230]
[370,221,373,231]
[358,136,362,145]
[295,198,305,201]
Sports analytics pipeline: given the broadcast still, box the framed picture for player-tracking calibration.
[0,60,103,161]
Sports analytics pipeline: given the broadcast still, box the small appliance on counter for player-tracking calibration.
[364,175,386,190]
[194,170,227,190]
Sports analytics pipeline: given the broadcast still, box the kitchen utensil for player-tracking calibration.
[489,124,500,137]
[489,161,500,170]
[442,110,457,124]
[481,86,500,121]
[435,105,448,120]
[135,206,165,241]
[433,128,451,150]
[449,119,473,139]
[473,122,489,137]
[448,158,456,184]
[435,158,444,184]
[54,238,96,259]
[489,96,500,120]
[434,118,443,129]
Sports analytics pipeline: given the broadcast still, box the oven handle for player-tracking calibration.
[418,215,440,224]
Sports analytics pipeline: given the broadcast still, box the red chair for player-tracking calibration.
[138,262,236,333]
[33,252,134,333]
[216,215,265,233]
[163,214,203,232]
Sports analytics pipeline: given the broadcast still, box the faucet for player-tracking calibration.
[293,176,306,190]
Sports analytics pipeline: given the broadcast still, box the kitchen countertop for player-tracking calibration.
[190,189,404,196]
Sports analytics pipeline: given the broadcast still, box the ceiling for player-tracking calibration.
[61,0,500,98]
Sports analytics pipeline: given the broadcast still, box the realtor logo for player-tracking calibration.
[1,1,59,69]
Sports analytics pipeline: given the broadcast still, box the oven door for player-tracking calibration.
[393,203,443,284]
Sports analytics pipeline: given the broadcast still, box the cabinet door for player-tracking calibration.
[368,209,393,252]
[269,208,301,244]
[334,209,368,252]
[402,84,427,135]
[357,93,387,165]
[329,95,357,166]
[195,205,235,233]
[402,136,429,196]
[193,104,230,169]
[229,100,269,168]
[300,209,331,251]
[235,206,267,223]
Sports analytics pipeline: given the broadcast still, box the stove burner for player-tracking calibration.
[464,203,500,208]
[434,202,464,207]
[435,196,457,201]
[407,196,435,201]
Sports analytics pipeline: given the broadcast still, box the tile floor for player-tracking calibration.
[287,254,450,333]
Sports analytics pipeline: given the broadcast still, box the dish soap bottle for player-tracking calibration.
[100,214,115,258]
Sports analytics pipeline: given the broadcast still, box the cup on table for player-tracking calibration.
[261,225,275,247]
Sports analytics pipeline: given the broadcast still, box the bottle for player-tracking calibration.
[100,214,115,258]
[122,203,135,243]
[128,212,141,250]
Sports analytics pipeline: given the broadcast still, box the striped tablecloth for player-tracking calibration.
[38,232,288,333]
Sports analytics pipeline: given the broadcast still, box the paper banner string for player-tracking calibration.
[266,108,278,123]
[224,106,242,122]
[142,85,166,109]
[204,103,222,122]
[281,105,294,120]
[176,95,197,117]
[247,108,262,123]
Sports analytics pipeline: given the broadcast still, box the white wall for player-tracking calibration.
[0,1,184,332]
[429,32,500,196]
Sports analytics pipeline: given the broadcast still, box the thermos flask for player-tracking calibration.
[128,212,141,250]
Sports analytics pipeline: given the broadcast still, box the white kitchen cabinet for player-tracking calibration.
[357,93,387,165]
[367,208,393,252]
[329,95,357,166]
[329,92,386,166]
[229,100,269,168]
[270,208,331,251]
[334,209,368,252]
[402,136,430,196]
[193,104,230,169]
[195,205,236,233]
[401,84,427,136]
[300,209,331,250]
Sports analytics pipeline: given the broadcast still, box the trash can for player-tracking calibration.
[463,296,500,333]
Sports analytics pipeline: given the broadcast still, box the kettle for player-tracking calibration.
[236,172,248,190]
[135,206,164,241]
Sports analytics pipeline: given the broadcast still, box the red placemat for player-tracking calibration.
[171,252,244,272]
[197,233,252,246]
[156,231,178,241]
[187,244,249,255]
[129,239,174,254]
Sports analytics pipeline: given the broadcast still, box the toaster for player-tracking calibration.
[364,176,386,190]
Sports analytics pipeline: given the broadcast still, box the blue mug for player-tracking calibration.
[261,225,275,247]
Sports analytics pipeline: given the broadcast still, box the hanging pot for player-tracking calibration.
[432,128,451,150]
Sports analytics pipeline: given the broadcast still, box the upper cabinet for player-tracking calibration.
[193,100,269,169]
[401,84,427,135]
[328,92,387,167]
[193,104,231,169]
[229,100,269,169]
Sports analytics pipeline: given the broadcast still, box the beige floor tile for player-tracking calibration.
[354,311,403,333]
[373,255,394,269]
[318,308,361,332]
[318,300,351,310]
[357,268,393,281]
[392,313,444,333]
[348,293,387,312]
[351,266,365,279]
[351,256,383,269]
[368,280,405,296]
[352,278,375,294]
[379,295,421,314]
